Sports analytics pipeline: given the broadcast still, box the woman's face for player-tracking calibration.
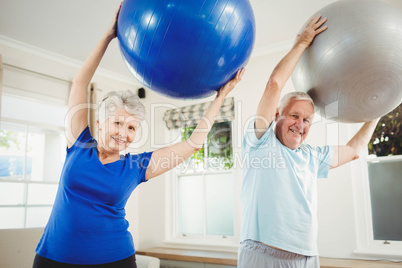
[98,107,139,153]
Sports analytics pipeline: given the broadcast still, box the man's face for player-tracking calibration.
[275,99,314,150]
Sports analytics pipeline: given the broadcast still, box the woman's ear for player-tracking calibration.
[96,120,101,131]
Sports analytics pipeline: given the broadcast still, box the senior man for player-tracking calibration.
[239,15,379,268]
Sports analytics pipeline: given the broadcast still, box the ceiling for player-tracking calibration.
[1,0,401,82]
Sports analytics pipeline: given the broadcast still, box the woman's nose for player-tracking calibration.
[118,126,127,138]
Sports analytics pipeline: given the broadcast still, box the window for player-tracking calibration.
[367,158,402,242]
[165,121,239,250]
[366,103,402,245]
[179,121,234,172]
[176,122,235,238]
[354,103,402,257]
[162,98,239,248]
[0,64,69,229]
[368,103,401,156]
[0,122,64,229]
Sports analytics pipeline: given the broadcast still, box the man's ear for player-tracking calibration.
[275,108,280,122]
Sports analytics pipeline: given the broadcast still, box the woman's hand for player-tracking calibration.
[104,2,122,41]
[216,68,246,98]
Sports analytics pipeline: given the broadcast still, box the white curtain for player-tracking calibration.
[163,97,235,130]
[88,82,97,139]
[0,55,3,123]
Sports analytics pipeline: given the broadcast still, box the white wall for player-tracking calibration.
[0,36,384,267]
[0,228,44,268]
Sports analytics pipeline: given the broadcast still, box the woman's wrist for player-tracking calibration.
[215,90,228,101]
[102,32,116,44]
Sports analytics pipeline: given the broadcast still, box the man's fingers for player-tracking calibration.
[314,17,327,30]
[311,14,322,24]
[315,25,328,34]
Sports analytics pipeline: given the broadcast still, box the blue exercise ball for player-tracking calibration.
[117,0,255,99]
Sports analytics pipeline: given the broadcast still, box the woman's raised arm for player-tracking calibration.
[66,4,121,148]
[145,69,245,180]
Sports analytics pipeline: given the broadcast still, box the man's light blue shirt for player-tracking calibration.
[241,118,334,256]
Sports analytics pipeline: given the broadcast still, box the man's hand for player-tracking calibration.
[295,14,328,48]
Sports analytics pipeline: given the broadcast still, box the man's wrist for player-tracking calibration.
[293,41,309,50]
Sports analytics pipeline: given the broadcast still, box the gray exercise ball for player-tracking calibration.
[291,0,402,123]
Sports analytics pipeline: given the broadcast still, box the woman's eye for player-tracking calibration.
[115,122,120,125]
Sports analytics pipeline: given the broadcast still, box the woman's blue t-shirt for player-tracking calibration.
[36,126,153,264]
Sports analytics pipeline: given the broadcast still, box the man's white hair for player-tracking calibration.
[97,90,145,124]
[278,92,314,115]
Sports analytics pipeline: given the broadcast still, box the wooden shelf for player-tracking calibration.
[136,247,237,266]
[136,247,402,267]
[320,257,402,268]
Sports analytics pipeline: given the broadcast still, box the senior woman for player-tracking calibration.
[33,4,245,268]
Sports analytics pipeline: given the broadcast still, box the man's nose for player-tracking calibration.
[295,118,304,130]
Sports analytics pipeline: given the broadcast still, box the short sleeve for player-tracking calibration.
[312,145,334,178]
[243,118,274,151]
[67,126,96,153]
[128,151,154,184]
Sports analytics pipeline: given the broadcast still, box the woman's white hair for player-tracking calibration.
[278,92,314,115]
[97,90,145,124]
